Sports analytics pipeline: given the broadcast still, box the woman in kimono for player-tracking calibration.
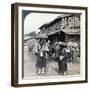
[58,45,67,75]
[55,44,67,75]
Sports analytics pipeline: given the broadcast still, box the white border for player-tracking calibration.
[18,6,86,84]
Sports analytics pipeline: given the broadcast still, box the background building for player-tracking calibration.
[39,14,80,46]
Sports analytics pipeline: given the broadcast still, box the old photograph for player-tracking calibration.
[11,3,87,86]
[23,12,80,78]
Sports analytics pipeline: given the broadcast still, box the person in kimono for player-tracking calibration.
[40,39,50,75]
[58,45,67,75]
[55,44,67,75]
[35,39,47,75]
[34,39,42,75]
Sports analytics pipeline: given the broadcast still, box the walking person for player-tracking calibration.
[40,39,50,75]
[58,45,67,75]
[35,39,47,75]
[54,42,68,75]
[34,39,42,75]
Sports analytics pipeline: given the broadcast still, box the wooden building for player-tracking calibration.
[39,14,80,46]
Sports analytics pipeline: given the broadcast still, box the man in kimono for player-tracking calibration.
[35,39,47,75]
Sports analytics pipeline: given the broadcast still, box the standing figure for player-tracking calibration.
[42,40,50,61]
[34,39,42,75]
[35,39,47,75]
[55,44,67,75]
[40,39,50,74]
[59,45,67,75]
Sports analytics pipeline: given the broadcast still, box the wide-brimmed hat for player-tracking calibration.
[54,41,67,46]
[35,33,48,39]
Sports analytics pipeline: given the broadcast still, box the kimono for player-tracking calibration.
[42,42,50,61]
[35,42,47,69]
[35,51,47,69]
[55,47,67,74]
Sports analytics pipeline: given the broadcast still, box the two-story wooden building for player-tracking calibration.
[39,14,80,47]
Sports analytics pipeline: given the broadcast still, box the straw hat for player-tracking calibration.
[36,34,48,39]
[54,41,67,46]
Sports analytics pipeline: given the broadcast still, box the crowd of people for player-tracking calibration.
[32,38,79,76]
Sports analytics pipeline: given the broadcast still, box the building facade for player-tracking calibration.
[39,14,80,46]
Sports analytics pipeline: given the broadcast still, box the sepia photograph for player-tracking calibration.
[11,3,87,87]
[24,12,80,77]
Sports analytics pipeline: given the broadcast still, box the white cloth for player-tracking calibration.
[34,42,40,53]
[59,55,64,61]
[42,43,49,51]
[40,51,43,57]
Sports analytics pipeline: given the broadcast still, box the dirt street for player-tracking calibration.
[24,46,80,77]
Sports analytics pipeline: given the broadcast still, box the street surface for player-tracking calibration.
[24,46,80,77]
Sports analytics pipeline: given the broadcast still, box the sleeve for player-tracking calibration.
[34,43,38,53]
